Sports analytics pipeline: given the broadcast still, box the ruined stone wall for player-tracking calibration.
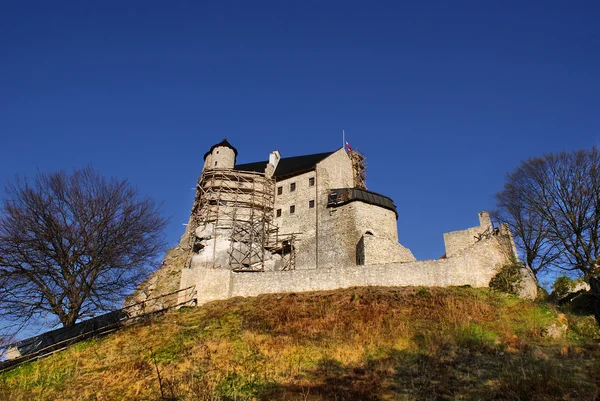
[444,227,485,258]
[443,211,494,258]
[361,235,415,265]
[179,230,524,306]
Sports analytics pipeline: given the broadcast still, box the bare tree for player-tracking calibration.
[494,164,560,280]
[0,166,168,329]
[495,147,600,280]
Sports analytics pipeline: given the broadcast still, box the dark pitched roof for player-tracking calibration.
[274,152,334,178]
[203,138,239,160]
[234,151,335,179]
[327,188,398,218]
[234,160,268,173]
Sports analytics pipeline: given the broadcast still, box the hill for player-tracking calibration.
[1,286,599,401]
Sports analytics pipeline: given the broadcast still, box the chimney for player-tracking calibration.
[269,150,281,170]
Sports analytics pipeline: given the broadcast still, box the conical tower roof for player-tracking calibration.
[203,138,238,160]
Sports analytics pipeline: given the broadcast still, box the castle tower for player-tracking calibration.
[203,138,238,170]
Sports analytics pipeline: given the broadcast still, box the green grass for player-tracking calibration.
[1,286,599,400]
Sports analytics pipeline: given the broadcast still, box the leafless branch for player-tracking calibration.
[0,165,168,329]
[495,147,600,280]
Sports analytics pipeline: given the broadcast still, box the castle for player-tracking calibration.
[129,139,537,308]
[184,138,416,271]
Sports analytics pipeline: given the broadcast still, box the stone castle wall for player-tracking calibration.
[314,149,384,269]
[317,201,415,268]
[314,148,356,269]
[179,230,523,305]
[443,211,493,257]
[360,235,415,265]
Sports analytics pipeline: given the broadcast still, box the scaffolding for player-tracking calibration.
[348,150,367,189]
[266,232,298,271]
[187,168,296,271]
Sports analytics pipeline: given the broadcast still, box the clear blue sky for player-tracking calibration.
[1,1,599,268]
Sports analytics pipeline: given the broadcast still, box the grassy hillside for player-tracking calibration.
[1,286,599,401]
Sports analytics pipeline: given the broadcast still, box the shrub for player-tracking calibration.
[569,315,600,340]
[489,261,523,295]
[552,276,576,300]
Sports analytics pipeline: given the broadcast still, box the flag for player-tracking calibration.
[345,141,352,152]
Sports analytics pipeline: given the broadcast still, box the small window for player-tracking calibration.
[277,186,283,195]
[276,209,282,217]
[290,205,295,214]
[214,161,218,167]
[216,150,219,154]
[290,182,296,192]
[309,177,315,186]
[309,200,315,208]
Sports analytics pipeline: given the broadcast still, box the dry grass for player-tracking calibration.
[1,286,599,400]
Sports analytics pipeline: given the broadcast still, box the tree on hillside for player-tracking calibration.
[494,166,559,280]
[0,166,168,329]
[495,147,600,281]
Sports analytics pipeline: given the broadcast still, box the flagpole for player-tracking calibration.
[342,129,345,150]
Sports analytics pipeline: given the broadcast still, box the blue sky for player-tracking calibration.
[1,1,598,271]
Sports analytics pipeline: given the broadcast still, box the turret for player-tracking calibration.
[203,138,238,170]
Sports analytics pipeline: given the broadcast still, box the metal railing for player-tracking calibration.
[0,286,197,374]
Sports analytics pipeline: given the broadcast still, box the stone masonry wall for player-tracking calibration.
[349,201,399,242]
[316,148,354,193]
[443,211,493,258]
[268,148,413,270]
[318,201,413,268]
[179,231,518,305]
[273,170,318,269]
[269,148,356,269]
[318,203,357,268]
[206,145,236,170]
[361,235,415,265]
[315,148,357,268]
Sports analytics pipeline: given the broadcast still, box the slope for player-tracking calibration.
[1,286,599,401]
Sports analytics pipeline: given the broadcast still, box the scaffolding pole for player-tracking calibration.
[186,168,296,272]
[348,150,367,189]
